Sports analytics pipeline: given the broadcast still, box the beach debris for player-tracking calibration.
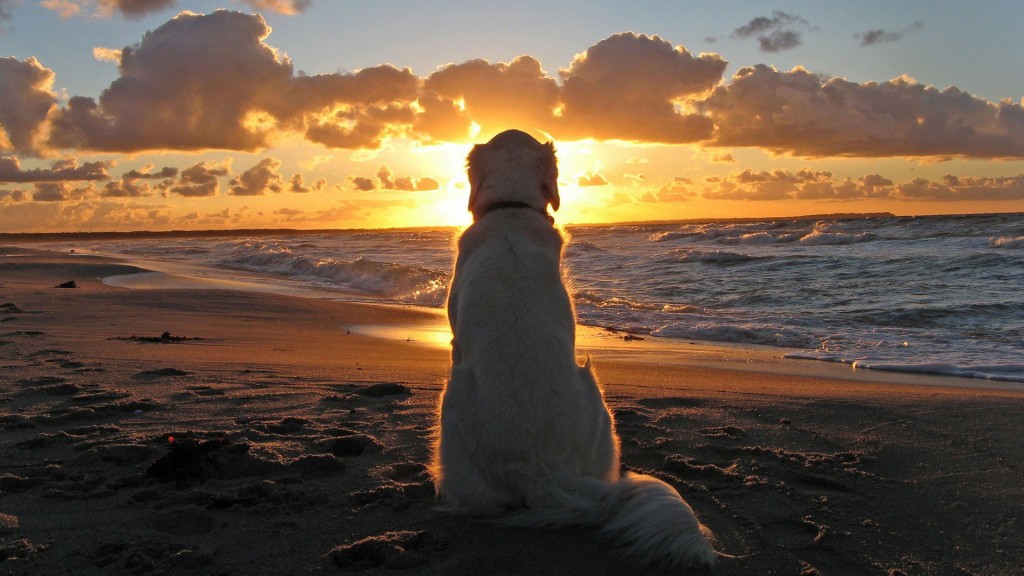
[623,333,645,341]
[328,531,429,569]
[147,435,240,483]
[132,367,190,379]
[0,512,19,535]
[55,280,79,288]
[112,332,204,344]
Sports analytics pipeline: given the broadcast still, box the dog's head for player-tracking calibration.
[466,129,559,221]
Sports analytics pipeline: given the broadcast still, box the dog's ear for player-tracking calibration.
[466,143,486,212]
[542,141,559,211]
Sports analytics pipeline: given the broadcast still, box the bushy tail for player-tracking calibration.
[495,472,716,570]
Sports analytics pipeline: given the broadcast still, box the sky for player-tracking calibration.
[2,1,1024,232]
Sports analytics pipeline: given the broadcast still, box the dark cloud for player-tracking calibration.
[0,0,15,22]
[376,166,439,191]
[557,33,726,143]
[692,168,1024,203]
[349,176,377,192]
[856,22,924,47]
[0,156,110,183]
[168,160,229,197]
[101,177,152,198]
[350,166,439,191]
[0,57,57,155]
[104,0,176,19]
[704,65,1024,158]
[229,157,284,196]
[122,165,178,180]
[41,0,309,20]
[289,173,325,193]
[732,11,811,53]
[0,187,29,203]
[32,181,91,202]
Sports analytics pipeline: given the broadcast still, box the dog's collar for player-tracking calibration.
[480,201,554,224]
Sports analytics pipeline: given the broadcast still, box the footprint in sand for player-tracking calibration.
[328,530,434,569]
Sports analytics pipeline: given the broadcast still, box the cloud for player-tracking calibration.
[892,174,1024,201]
[0,57,58,155]
[32,181,92,202]
[47,11,421,153]
[350,166,439,191]
[732,11,811,52]
[690,168,1024,203]
[168,159,230,197]
[577,172,608,187]
[856,22,924,47]
[101,177,153,198]
[229,157,284,196]
[39,0,81,18]
[419,55,560,142]
[19,20,1024,160]
[92,47,122,63]
[40,0,309,19]
[556,33,726,143]
[641,177,693,203]
[122,164,177,180]
[375,166,439,191]
[0,0,15,22]
[0,156,110,183]
[242,0,311,15]
[289,172,325,193]
[349,176,376,192]
[0,187,30,203]
[705,65,1024,158]
[48,11,297,152]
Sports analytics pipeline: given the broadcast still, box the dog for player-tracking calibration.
[432,129,717,570]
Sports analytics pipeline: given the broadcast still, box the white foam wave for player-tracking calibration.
[798,229,876,246]
[991,235,1024,249]
[218,246,448,306]
[652,321,815,348]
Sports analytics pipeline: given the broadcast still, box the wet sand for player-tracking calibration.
[1,247,1022,575]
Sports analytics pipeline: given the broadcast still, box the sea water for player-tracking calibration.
[25,212,1024,383]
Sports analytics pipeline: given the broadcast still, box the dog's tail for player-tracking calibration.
[497,472,716,570]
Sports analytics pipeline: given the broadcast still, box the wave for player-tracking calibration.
[652,321,816,348]
[564,241,606,256]
[991,235,1024,249]
[786,352,1024,383]
[217,245,449,306]
[798,229,877,246]
[666,249,760,264]
[719,231,805,246]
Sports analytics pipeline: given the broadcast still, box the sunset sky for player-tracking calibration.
[2,1,1024,232]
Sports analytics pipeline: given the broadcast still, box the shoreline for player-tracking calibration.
[2,247,1023,575]
[11,243,1024,393]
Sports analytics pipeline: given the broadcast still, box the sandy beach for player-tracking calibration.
[1,247,1022,575]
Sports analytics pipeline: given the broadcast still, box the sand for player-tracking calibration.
[1,246,1022,575]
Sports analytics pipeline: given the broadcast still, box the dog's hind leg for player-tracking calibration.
[435,366,516,514]
[576,362,620,482]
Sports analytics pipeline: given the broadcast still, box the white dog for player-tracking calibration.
[432,129,717,570]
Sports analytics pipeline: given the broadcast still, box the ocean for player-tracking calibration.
[17,212,1024,384]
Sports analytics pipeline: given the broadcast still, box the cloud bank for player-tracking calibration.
[2,11,1024,162]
